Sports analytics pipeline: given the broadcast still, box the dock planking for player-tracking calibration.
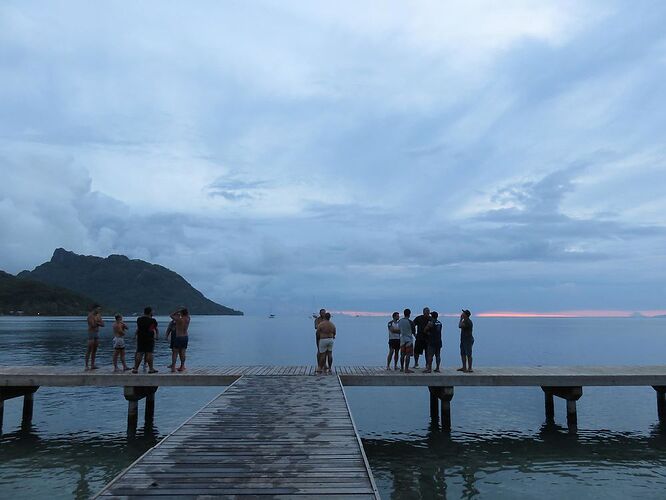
[96,375,380,499]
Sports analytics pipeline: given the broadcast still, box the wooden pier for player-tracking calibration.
[96,375,379,498]
[4,364,666,432]
[4,365,666,498]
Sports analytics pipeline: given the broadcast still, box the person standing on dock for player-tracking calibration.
[112,314,129,372]
[316,312,336,374]
[85,304,104,371]
[458,309,474,373]
[412,307,430,368]
[386,311,401,370]
[424,311,442,373]
[398,308,414,373]
[132,307,158,374]
[170,308,190,372]
[314,308,327,372]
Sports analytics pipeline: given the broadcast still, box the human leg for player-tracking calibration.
[112,349,119,371]
[178,348,187,371]
[132,352,144,373]
[171,349,178,372]
[90,341,99,369]
[85,340,93,369]
[120,349,128,370]
[434,348,441,372]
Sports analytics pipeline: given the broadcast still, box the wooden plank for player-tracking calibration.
[95,375,379,498]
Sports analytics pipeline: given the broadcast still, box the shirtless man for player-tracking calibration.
[170,308,191,372]
[314,308,327,372]
[112,314,129,372]
[86,304,104,371]
[316,312,336,374]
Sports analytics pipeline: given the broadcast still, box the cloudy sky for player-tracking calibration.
[1,1,665,316]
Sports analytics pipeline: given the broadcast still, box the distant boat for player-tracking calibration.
[268,314,275,318]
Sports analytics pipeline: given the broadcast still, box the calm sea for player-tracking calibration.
[1,315,666,499]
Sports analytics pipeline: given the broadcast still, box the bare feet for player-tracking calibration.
[456,368,466,372]
[90,365,98,370]
[467,369,474,373]
[423,369,432,373]
[131,369,138,374]
[177,366,186,372]
[404,369,414,374]
[149,369,159,374]
[171,367,177,373]
[434,368,441,373]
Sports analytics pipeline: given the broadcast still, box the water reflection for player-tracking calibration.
[363,425,666,499]
[0,426,161,499]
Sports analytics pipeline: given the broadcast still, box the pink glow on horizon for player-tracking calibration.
[333,309,666,318]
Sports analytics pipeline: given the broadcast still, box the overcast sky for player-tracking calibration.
[1,1,665,316]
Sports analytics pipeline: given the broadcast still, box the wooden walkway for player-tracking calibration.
[3,365,666,387]
[96,375,380,499]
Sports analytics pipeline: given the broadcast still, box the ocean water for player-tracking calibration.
[1,315,666,499]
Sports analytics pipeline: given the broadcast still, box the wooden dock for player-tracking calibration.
[3,364,666,434]
[95,375,379,499]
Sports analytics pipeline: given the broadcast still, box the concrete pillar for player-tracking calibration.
[541,386,582,429]
[124,386,158,434]
[543,389,555,423]
[653,386,666,422]
[429,387,439,423]
[0,386,39,433]
[145,390,155,425]
[429,386,454,430]
[22,391,34,426]
[566,400,577,428]
[127,400,139,434]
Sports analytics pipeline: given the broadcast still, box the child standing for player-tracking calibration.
[112,314,129,372]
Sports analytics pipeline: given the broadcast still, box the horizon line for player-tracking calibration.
[331,309,666,319]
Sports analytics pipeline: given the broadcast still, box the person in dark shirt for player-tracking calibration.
[411,307,430,369]
[458,309,474,373]
[132,306,159,374]
[424,311,443,373]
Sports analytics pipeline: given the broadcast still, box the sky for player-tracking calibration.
[1,1,665,316]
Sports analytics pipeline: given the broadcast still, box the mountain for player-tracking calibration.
[0,270,95,315]
[18,248,243,316]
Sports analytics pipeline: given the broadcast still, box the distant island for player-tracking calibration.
[1,248,242,316]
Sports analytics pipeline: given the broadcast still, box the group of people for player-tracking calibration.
[387,307,474,373]
[85,305,191,374]
[312,306,475,375]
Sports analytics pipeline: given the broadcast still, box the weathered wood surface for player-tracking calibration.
[96,375,379,499]
[3,365,666,387]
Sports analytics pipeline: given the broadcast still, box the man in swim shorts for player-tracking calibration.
[170,308,191,372]
[132,306,158,374]
[386,311,401,370]
[314,308,327,371]
[112,314,129,372]
[398,308,415,373]
[458,309,474,373]
[316,312,336,374]
[85,304,104,371]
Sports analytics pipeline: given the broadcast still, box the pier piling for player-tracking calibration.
[0,386,39,432]
[542,386,582,429]
[123,386,158,434]
[428,386,454,430]
[653,386,666,422]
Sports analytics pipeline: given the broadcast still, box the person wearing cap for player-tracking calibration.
[458,309,474,373]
